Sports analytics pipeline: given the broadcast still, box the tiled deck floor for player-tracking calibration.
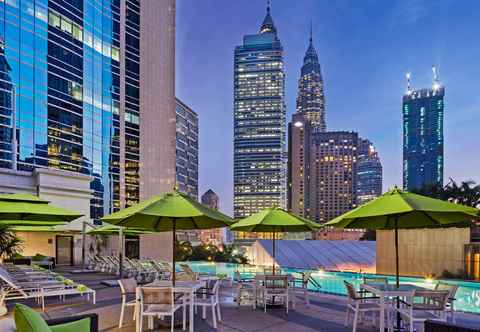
[3,267,480,332]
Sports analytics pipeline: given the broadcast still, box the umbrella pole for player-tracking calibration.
[81,221,86,271]
[119,227,123,279]
[394,217,401,331]
[272,230,276,275]
[172,219,176,286]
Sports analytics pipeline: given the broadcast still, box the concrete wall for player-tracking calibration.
[376,228,470,277]
[138,0,176,262]
[0,168,92,265]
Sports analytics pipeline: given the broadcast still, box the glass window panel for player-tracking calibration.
[35,5,48,23]
[70,81,83,101]
[72,24,83,42]
[93,37,102,53]
[60,17,72,34]
[48,11,60,28]
[111,47,119,61]
[84,30,93,47]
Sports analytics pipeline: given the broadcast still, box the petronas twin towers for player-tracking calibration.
[233,4,327,237]
[296,27,327,131]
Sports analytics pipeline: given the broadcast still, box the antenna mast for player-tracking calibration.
[406,72,412,94]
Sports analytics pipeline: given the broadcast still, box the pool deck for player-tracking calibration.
[3,266,480,332]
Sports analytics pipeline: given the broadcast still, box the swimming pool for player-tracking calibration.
[185,261,480,314]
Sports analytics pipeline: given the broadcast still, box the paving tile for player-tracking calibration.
[1,267,479,332]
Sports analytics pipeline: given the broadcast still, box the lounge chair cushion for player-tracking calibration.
[49,318,91,332]
[14,304,51,332]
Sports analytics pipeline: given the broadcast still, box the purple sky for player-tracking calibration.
[175,0,480,216]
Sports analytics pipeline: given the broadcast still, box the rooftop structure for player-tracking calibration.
[402,67,444,191]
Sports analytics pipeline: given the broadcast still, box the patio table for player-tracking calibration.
[360,283,427,332]
[254,274,296,308]
[140,280,204,332]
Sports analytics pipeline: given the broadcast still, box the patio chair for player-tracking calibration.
[137,286,186,332]
[260,275,289,314]
[291,271,312,306]
[434,282,459,323]
[149,260,171,280]
[180,264,199,280]
[263,267,281,275]
[234,271,255,307]
[396,289,449,332]
[0,304,99,332]
[118,278,138,328]
[363,276,388,285]
[344,281,382,332]
[194,279,222,329]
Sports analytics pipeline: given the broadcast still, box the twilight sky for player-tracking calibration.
[175,0,480,216]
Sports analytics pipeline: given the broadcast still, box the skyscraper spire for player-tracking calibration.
[309,20,313,43]
[406,72,412,94]
[296,24,326,131]
[432,65,441,91]
[260,0,277,35]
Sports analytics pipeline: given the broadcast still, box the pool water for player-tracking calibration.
[185,261,480,314]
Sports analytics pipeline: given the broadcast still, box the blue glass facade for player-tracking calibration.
[233,5,286,227]
[0,0,141,220]
[402,87,444,191]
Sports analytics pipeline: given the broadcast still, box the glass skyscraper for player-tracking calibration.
[402,71,444,191]
[0,0,176,220]
[175,98,198,199]
[295,28,326,131]
[233,4,286,229]
[356,138,382,204]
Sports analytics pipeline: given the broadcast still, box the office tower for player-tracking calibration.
[309,131,358,223]
[199,189,225,245]
[287,113,312,217]
[233,3,286,239]
[175,98,198,199]
[0,0,176,219]
[402,68,444,191]
[288,28,326,218]
[295,27,326,131]
[356,139,382,205]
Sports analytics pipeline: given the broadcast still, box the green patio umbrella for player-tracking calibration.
[1,220,67,226]
[0,193,82,222]
[101,190,234,283]
[87,223,152,236]
[325,187,479,330]
[10,225,58,232]
[87,223,153,278]
[230,208,321,273]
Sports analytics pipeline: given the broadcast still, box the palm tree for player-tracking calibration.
[445,179,480,208]
[414,180,480,241]
[0,224,23,259]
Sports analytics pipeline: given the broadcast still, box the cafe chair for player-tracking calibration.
[396,289,449,332]
[434,282,459,323]
[260,275,289,314]
[344,281,382,332]
[194,279,222,329]
[137,287,186,332]
[118,278,138,328]
[234,271,255,307]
